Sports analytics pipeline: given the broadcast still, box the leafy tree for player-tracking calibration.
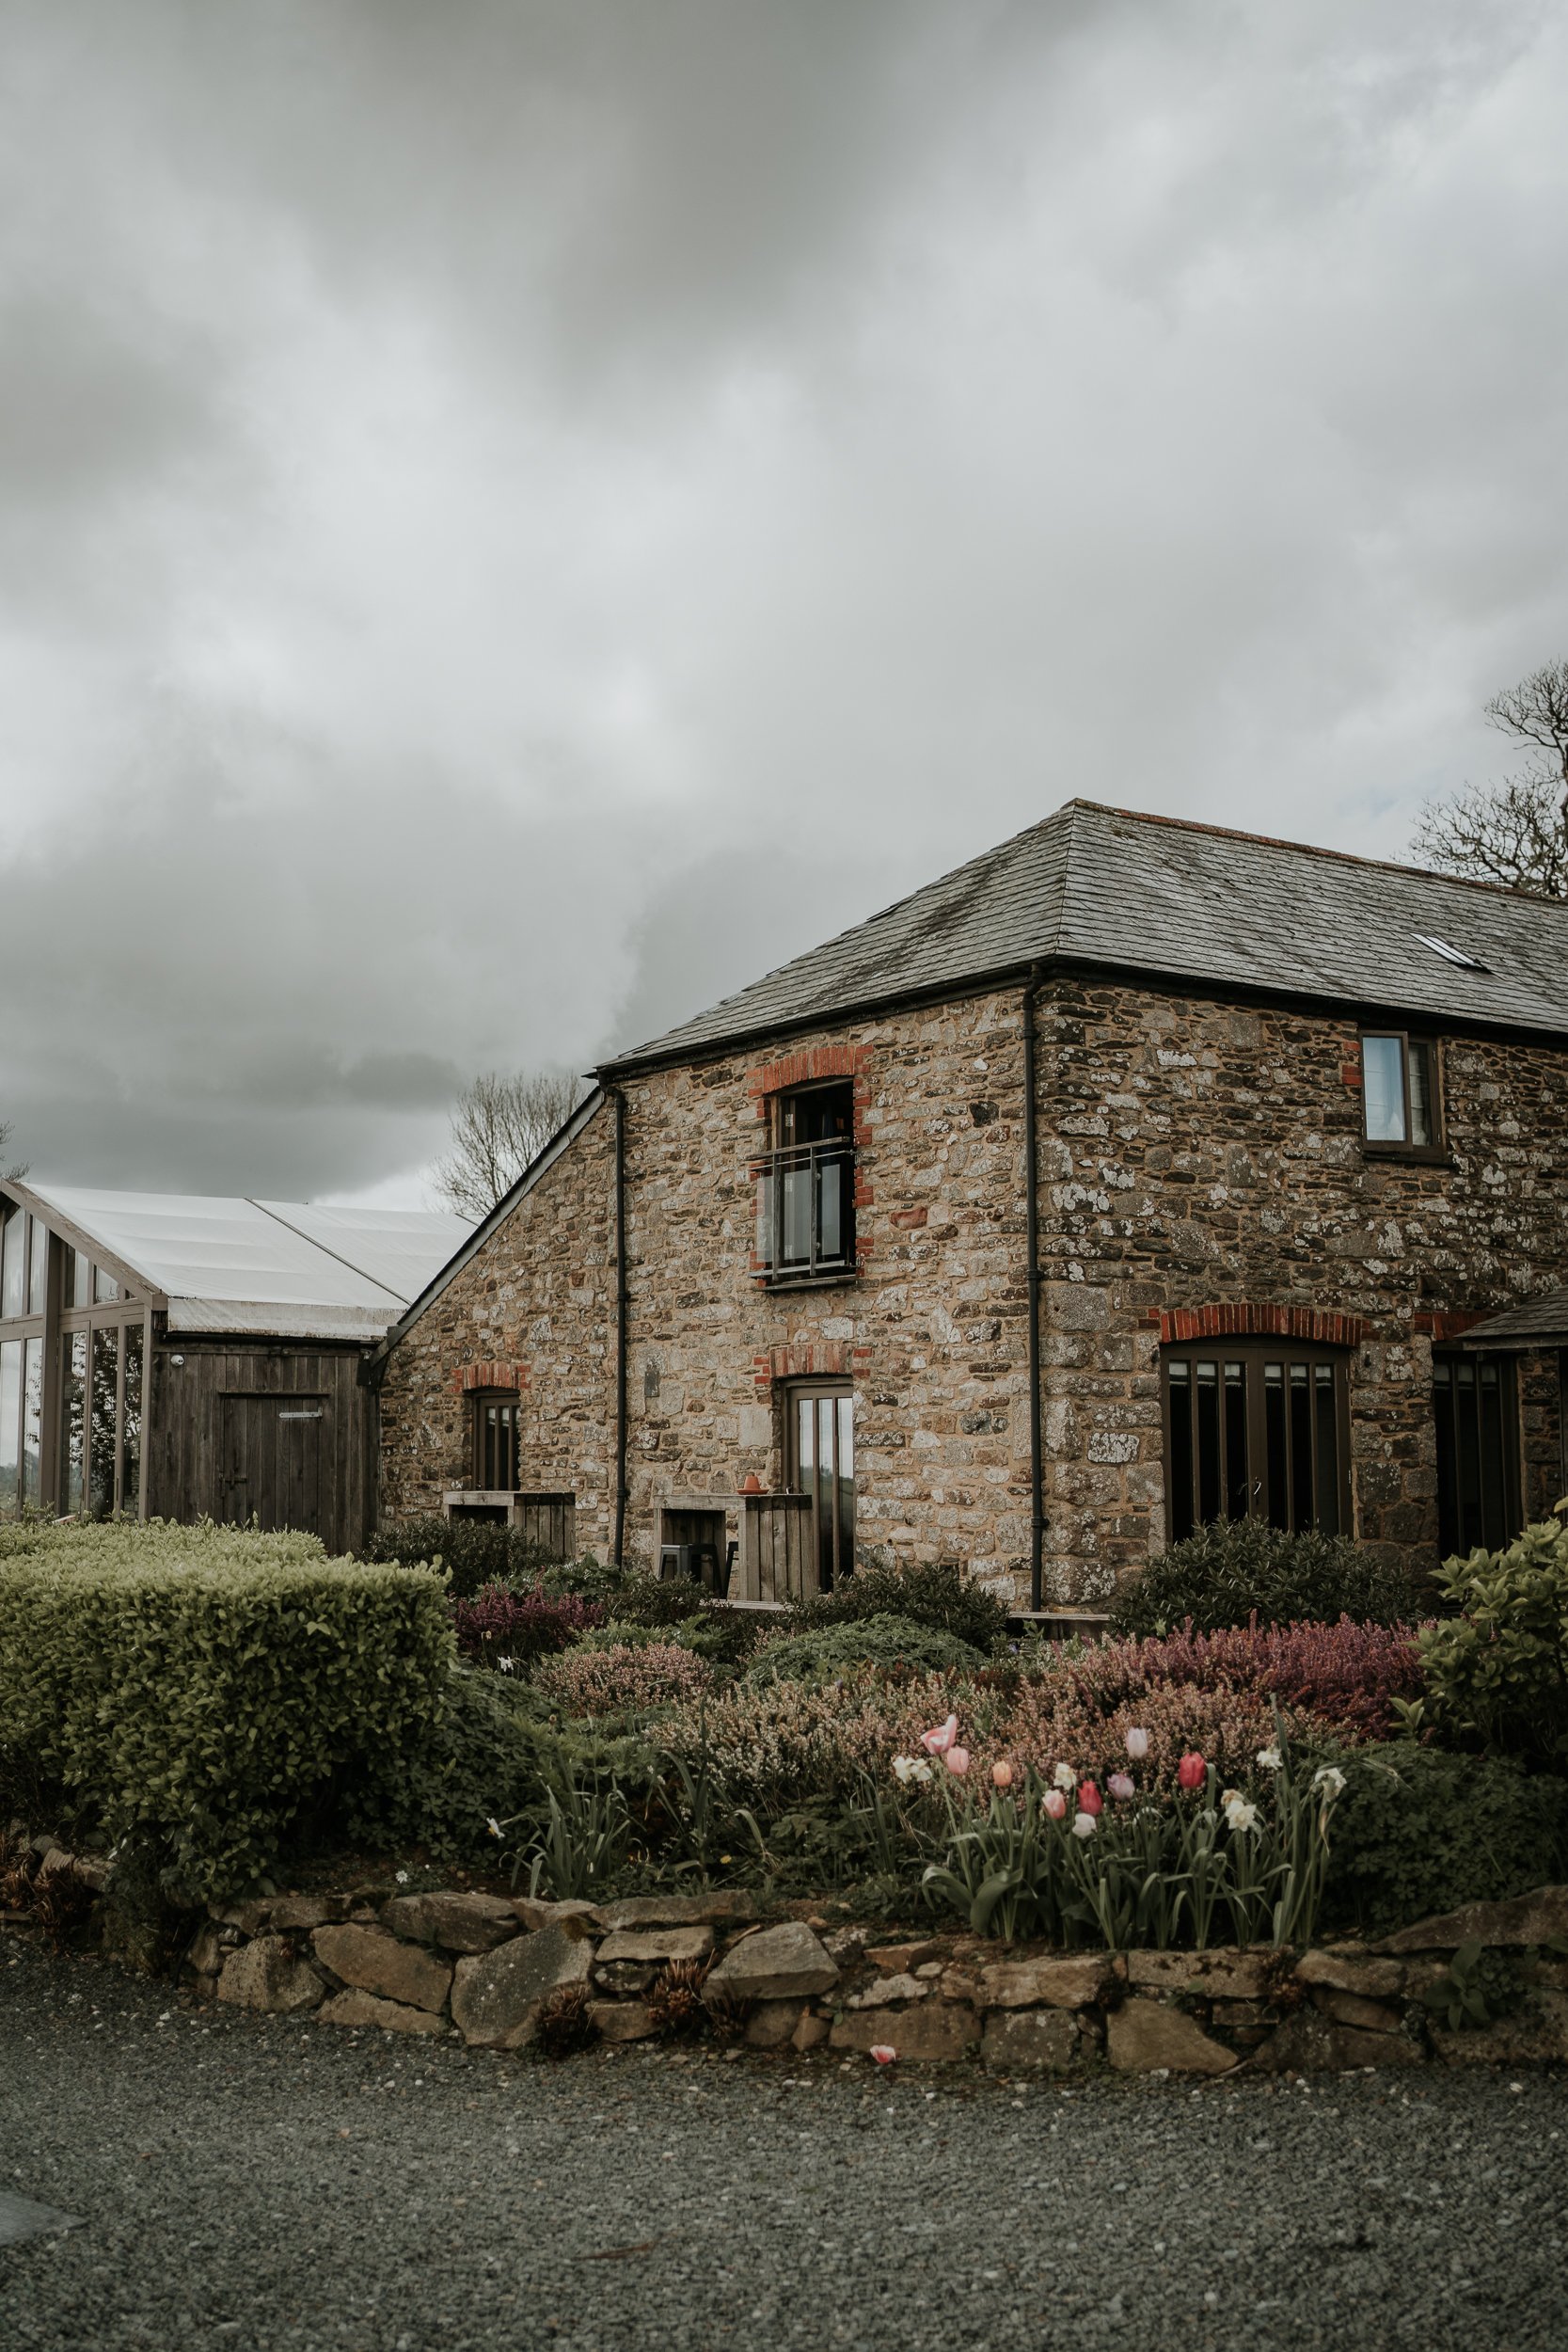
[1414,660,1568,898]
[432,1069,587,1218]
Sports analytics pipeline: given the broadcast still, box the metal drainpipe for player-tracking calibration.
[1022,964,1045,1613]
[612,1086,629,1568]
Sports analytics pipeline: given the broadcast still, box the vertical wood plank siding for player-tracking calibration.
[145,1337,375,1556]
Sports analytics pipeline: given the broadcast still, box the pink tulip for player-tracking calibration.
[870,2044,896,2065]
[921,1713,959,1756]
[1177,1752,1208,1791]
[1107,1772,1134,1802]
[1042,1788,1068,1821]
[991,1760,1014,1790]
[944,1746,971,1776]
[1077,1779,1103,1818]
[1125,1727,1150,1760]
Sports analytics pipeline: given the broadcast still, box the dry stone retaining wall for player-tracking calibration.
[179,1879,1568,2075]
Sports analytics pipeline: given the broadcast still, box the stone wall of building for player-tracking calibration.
[377,1099,620,1546]
[379,971,1567,1609]
[1034,976,1568,1602]
[379,991,1038,1589]
[619,991,1032,1584]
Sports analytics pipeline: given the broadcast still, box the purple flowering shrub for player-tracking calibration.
[1058,1615,1424,1741]
[451,1581,605,1667]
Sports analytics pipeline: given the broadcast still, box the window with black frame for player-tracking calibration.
[1361,1030,1443,1157]
[472,1391,520,1491]
[752,1082,855,1285]
[1164,1341,1350,1542]
[1433,1355,1519,1556]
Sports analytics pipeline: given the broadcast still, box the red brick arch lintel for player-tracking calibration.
[747,1042,871,1117]
[451,1359,529,1396]
[1155,1306,1367,1349]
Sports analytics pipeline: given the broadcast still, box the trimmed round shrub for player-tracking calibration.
[534,1642,714,1717]
[790,1559,1007,1654]
[743,1612,981,1688]
[1322,1741,1568,1937]
[363,1515,567,1600]
[1107,1519,1421,1639]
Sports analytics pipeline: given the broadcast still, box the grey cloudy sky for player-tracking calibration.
[3,0,1565,1205]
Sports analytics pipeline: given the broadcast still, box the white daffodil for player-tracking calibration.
[1223,1796,1259,1833]
[1255,1745,1283,1772]
[1312,1765,1347,1799]
[486,1816,503,1838]
[497,1655,516,1674]
[1053,1762,1077,1791]
[893,1755,920,1785]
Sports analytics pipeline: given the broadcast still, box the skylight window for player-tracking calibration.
[1414,932,1490,973]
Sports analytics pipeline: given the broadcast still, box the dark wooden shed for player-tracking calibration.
[0,1181,470,1555]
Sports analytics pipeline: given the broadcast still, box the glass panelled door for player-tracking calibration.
[791,1384,854,1591]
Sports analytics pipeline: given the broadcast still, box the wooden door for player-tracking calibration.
[218,1393,327,1538]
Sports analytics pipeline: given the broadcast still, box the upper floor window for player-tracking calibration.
[1164,1341,1350,1543]
[1361,1030,1442,1157]
[472,1391,519,1492]
[753,1081,855,1285]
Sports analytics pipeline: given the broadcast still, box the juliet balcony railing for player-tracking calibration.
[751,1137,856,1284]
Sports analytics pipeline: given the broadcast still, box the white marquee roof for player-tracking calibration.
[8,1183,473,1341]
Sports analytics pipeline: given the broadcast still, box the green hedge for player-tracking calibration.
[1322,1742,1568,1938]
[0,1519,453,1900]
[1107,1518,1421,1638]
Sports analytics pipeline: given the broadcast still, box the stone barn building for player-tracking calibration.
[373,802,1568,1611]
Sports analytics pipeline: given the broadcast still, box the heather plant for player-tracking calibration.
[1418,1511,1568,1765]
[1049,1617,1424,1741]
[1001,1676,1296,1796]
[533,1640,714,1717]
[1108,1518,1420,1637]
[661,1669,974,1814]
[451,1581,604,1668]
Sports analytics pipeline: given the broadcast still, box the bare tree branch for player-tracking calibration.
[1413,660,1568,898]
[0,1120,26,1184]
[432,1070,588,1218]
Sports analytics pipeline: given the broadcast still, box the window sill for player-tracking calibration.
[1361,1143,1451,1166]
[753,1269,859,1293]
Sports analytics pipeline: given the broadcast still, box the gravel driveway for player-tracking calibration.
[3,1935,1564,2352]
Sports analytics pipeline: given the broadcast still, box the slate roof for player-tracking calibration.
[3,1182,474,1342]
[604,801,1568,1070]
[1462,1290,1568,1349]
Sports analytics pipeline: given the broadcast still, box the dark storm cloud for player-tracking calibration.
[1,0,1565,1201]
